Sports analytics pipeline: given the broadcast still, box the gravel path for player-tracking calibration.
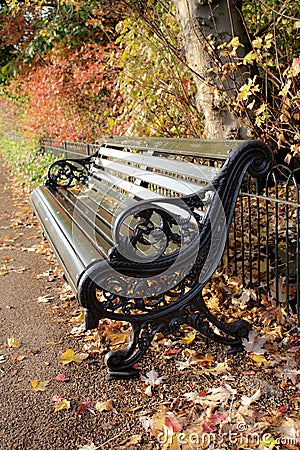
[0,158,299,450]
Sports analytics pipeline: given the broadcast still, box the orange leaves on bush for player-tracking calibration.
[16,43,121,142]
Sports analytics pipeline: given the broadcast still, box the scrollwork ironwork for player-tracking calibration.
[46,152,97,188]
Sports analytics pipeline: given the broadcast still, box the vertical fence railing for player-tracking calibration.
[40,138,99,158]
[41,138,300,325]
[225,166,300,325]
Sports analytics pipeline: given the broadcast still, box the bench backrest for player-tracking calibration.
[70,139,271,276]
[73,139,238,254]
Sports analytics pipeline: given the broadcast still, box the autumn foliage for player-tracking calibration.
[0,0,299,160]
[16,44,122,141]
[0,0,125,141]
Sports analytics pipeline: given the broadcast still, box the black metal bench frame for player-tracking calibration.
[31,138,273,379]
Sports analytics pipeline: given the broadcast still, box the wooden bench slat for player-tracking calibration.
[94,159,203,196]
[104,137,246,159]
[98,145,220,182]
[88,169,165,200]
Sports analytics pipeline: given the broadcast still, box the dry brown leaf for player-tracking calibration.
[95,399,114,412]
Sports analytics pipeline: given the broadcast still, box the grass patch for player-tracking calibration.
[0,134,56,186]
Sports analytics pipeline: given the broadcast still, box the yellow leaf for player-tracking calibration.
[60,348,83,365]
[109,332,127,346]
[12,354,26,362]
[180,332,196,345]
[249,354,268,365]
[30,379,50,392]
[95,399,114,412]
[54,399,70,412]
[7,337,21,348]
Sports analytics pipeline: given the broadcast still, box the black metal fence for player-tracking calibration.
[41,138,300,325]
[226,167,299,324]
[40,138,98,159]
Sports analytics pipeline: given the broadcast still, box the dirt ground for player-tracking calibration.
[0,158,299,450]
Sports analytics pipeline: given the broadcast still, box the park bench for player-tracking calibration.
[31,137,273,378]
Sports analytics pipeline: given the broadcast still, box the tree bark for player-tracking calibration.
[174,0,251,139]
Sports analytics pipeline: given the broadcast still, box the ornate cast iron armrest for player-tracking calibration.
[109,196,201,265]
[46,151,98,189]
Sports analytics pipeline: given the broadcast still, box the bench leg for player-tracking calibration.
[79,270,251,378]
[104,322,154,380]
[185,293,251,353]
[84,308,102,331]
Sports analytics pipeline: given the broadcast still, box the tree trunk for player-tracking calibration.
[173,0,251,139]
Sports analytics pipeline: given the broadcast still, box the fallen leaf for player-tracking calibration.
[206,361,230,375]
[260,434,277,449]
[278,405,289,413]
[277,366,300,384]
[288,345,300,353]
[95,399,114,412]
[53,398,70,412]
[30,379,50,392]
[180,331,196,345]
[241,388,261,406]
[37,294,54,303]
[139,415,153,432]
[55,374,70,382]
[140,369,167,396]
[242,370,256,376]
[60,348,83,365]
[208,411,229,424]
[165,414,182,432]
[7,337,21,348]
[175,353,199,371]
[275,417,300,439]
[51,395,64,403]
[78,442,97,450]
[184,384,236,406]
[165,349,181,355]
[249,354,268,365]
[203,421,217,432]
[242,331,267,354]
[11,354,26,362]
[78,401,96,415]
[117,434,143,447]
[110,333,128,345]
